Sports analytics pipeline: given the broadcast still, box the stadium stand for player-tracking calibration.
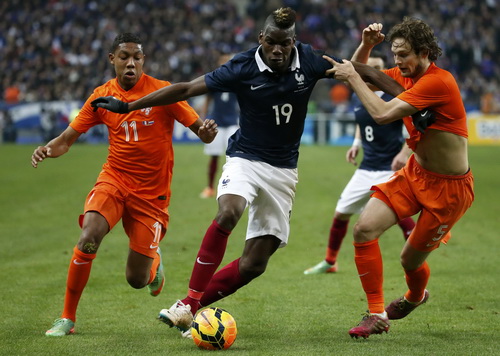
[1,0,499,142]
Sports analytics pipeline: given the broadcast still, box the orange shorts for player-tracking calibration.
[372,155,474,252]
[79,175,169,259]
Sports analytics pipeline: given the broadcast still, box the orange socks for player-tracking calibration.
[61,246,96,322]
[353,239,384,314]
[404,262,430,303]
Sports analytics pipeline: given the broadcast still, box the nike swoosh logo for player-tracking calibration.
[420,110,428,117]
[358,272,370,277]
[73,259,89,265]
[150,244,158,249]
[250,84,266,90]
[196,257,215,265]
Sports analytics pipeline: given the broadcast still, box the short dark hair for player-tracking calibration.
[386,17,442,61]
[111,33,142,53]
[264,7,296,31]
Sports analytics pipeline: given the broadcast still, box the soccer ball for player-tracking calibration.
[191,307,237,350]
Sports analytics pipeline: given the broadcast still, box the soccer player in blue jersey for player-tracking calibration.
[199,54,240,199]
[304,52,416,275]
[91,7,407,335]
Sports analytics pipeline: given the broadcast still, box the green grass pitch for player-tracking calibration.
[0,143,498,355]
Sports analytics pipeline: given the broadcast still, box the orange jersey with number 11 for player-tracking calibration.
[70,73,199,201]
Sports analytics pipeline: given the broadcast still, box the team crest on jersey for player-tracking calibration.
[295,72,305,86]
[141,107,152,115]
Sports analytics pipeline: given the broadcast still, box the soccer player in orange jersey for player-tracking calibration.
[90,10,430,338]
[31,33,217,337]
[324,19,474,338]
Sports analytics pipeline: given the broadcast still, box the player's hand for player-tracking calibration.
[361,23,385,47]
[391,152,407,171]
[198,119,218,144]
[91,96,129,113]
[346,145,359,166]
[323,57,356,82]
[31,146,52,168]
[411,109,436,134]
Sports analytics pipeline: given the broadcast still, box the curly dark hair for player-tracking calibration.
[111,33,142,53]
[264,7,296,30]
[386,17,442,61]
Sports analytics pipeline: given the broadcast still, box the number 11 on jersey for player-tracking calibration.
[121,121,139,142]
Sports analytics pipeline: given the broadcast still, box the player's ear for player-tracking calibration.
[108,53,115,65]
[258,31,264,44]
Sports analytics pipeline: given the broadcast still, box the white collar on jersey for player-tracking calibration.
[255,45,300,73]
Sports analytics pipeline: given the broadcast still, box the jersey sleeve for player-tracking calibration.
[205,59,241,93]
[69,90,103,133]
[301,42,343,79]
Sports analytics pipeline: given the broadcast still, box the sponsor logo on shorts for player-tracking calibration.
[222,178,230,186]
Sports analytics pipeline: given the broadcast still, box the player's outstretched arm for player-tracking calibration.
[31,126,81,168]
[324,57,416,124]
[350,62,405,97]
[189,118,218,144]
[351,23,385,63]
[324,57,404,98]
[91,75,210,113]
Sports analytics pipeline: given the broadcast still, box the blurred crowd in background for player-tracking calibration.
[1,0,499,114]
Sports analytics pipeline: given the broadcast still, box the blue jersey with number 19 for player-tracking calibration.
[205,42,341,168]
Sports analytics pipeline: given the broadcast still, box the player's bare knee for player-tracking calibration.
[77,226,106,253]
[126,273,148,289]
[76,238,100,254]
[215,208,242,230]
[353,221,375,243]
